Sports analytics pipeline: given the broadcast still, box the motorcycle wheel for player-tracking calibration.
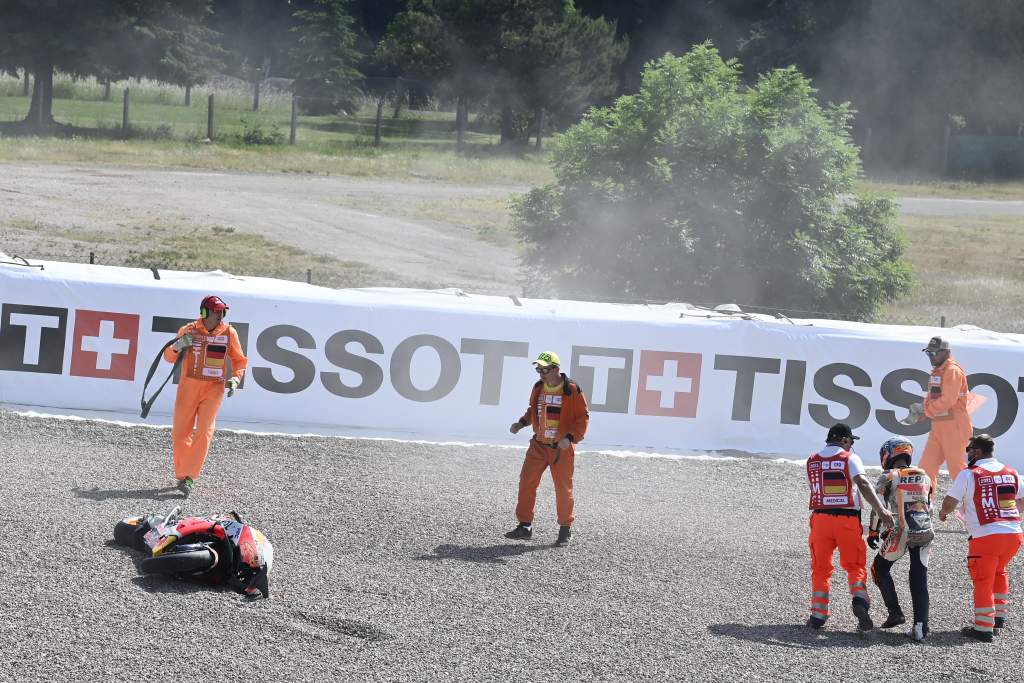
[114,518,150,552]
[140,547,216,576]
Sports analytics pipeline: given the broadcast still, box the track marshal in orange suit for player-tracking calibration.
[163,295,247,497]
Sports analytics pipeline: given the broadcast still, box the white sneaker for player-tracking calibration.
[910,622,928,641]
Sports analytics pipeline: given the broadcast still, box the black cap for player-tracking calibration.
[826,423,859,443]
[922,336,950,353]
[967,433,995,456]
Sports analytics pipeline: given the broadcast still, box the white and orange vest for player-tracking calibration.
[807,450,855,510]
[972,464,1021,525]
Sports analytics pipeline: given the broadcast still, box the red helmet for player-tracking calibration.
[200,295,229,318]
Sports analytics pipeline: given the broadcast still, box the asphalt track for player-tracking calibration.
[2,410,1021,682]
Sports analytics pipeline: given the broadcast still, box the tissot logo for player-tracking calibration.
[5,297,1024,439]
[0,304,68,373]
[69,310,140,380]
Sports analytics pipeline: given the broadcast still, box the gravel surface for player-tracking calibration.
[1,410,1021,682]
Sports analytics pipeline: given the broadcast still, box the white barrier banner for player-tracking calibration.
[3,259,1024,467]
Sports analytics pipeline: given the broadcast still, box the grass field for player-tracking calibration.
[876,214,1024,332]
[0,74,554,187]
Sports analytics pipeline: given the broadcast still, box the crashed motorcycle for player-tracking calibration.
[114,506,273,600]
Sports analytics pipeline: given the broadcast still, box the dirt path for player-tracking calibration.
[0,163,525,294]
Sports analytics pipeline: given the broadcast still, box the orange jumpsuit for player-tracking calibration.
[515,375,589,527]
[919,356,972,487]
[163,319,247,480]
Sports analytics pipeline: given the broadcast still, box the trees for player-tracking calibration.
[512,44,911,320]
[290,0,364,114]
[379,0,625,146]
[0,0,221,125]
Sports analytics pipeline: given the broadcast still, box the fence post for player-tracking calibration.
[289,95,297,145]
[185,84,192,107]
[122,87,130,133]
[253,80,260,112]
[21,69,29,96]
[104,79,111,101]
[942,126,951,176]
[306,268,312,284]
[374,96,384,147]
[207,93,215,140]
[940,315,946,328]
[89,251,95,265]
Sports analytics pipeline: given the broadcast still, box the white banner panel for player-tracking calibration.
[3,258,1024,467]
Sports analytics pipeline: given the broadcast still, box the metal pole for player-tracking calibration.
[940,315,946,328]
[306,268,312,284]
[89,252,95,264]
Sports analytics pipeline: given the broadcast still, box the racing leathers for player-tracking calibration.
[868,466,934,628]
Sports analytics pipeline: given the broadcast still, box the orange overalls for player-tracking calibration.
[163,319,247,480]
[515,375,589,527]
[807,449,870,623]
[919,357,972,487]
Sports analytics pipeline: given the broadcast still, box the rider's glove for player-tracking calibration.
[867,530,880,550]
[172,332,193,352]
[227,377,240,397]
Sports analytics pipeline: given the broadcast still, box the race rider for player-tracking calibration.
[163,295,247,496]
[806,423,894,632]
[867,437,934,641]
[940,434,1024,642]
[506,351,589,547]
[909,336,973,488]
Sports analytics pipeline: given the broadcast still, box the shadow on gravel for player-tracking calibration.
[284,610,392,643]
[710,623,976,649]
[72,485,183,502]
[415,543,547,564]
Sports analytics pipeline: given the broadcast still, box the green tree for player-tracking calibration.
[513,44,911,320]
[0,0,220,126]
[512,3,627,148]
[290,0,364,114]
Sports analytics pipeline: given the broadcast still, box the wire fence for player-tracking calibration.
[0,72,508,150]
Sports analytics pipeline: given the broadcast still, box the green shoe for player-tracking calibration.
[176,477,194,498]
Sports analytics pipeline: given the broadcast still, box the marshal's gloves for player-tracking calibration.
[557,436,572,450]
[900,402,924,426]
[509,420,525,434]
[227,377,240,398]
[867,530,880,550]
[172,332,193,352]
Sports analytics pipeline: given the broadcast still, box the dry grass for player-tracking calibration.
[861,179,1024,200]
[876,214,1024,332]
[1,220,430,289]
[336,194,517,247]
[0,136,553,187]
